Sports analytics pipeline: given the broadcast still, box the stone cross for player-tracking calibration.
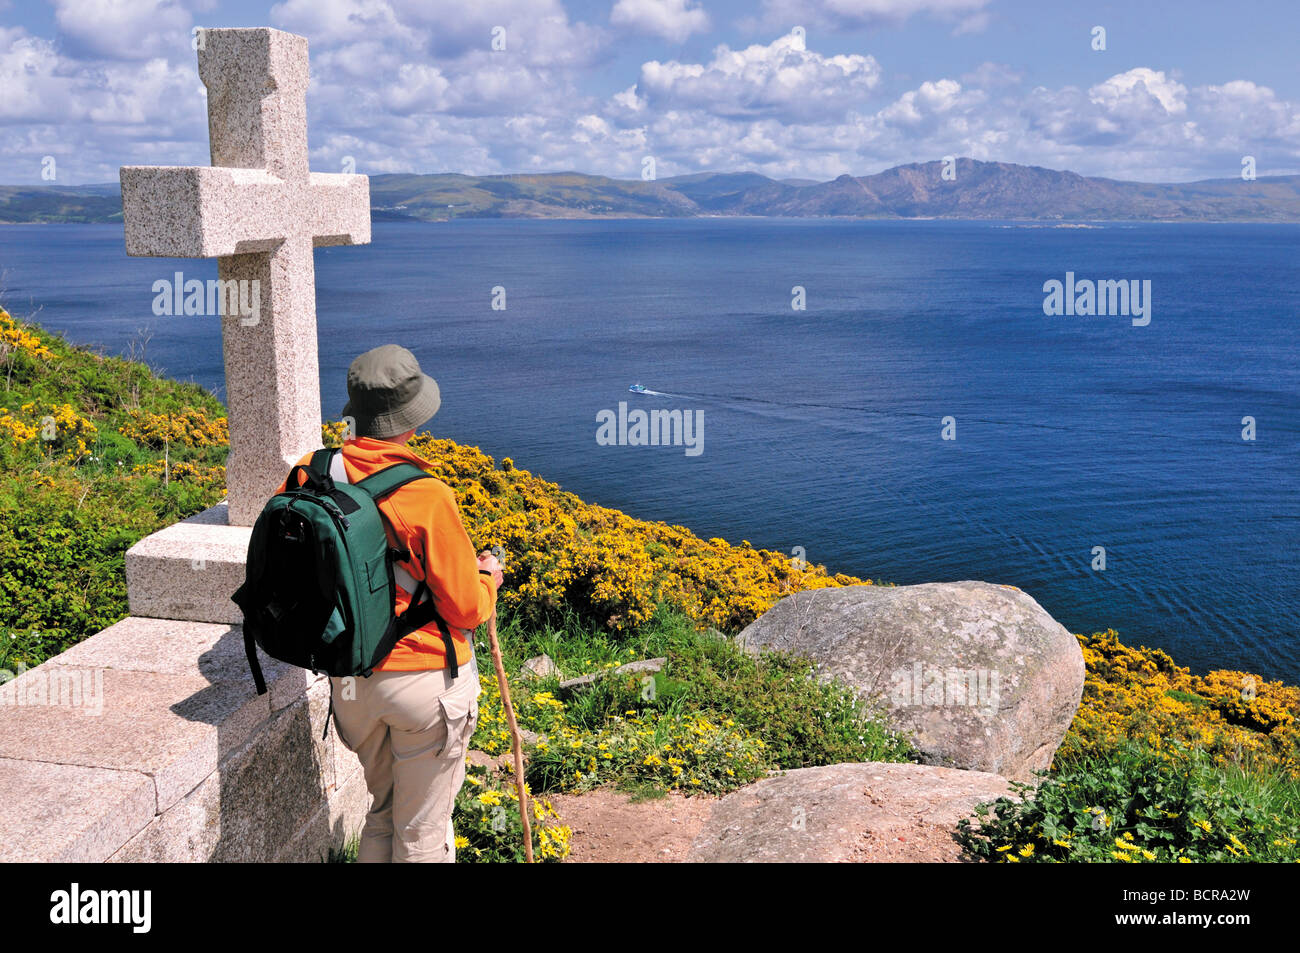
[120,28,369,526]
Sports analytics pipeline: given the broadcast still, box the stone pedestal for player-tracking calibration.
[125,502,250,624]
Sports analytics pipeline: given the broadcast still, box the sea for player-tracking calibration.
[1,218,1296,682]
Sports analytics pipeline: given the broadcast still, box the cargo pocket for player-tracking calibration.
[438,675,479,761]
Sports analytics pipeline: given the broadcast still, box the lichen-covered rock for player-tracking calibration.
[737,582,1084,780]
[520,654,559,680]
[687,762,1014,863]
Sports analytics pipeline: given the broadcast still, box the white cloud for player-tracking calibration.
[2,7,1298,187]
[611,84,647,113]
[1186,81,1300,157]
[52,0,193,61]
[267,0,410,47]
[271,0,609,67]
[381,63,452,114]
[593,40,1300,184]
[0,24,204,183]
[879,78,967,124]
[1089,68,1188,116]
[0,26,198,126]
[611,0,711,43]
[637,35,881,121]
[0,31,76,123]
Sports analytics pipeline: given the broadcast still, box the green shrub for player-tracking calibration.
[454,762,571,862]
[470,605,912,798]
[665,630,913,769]
[0,312,227,663]
[957,739,1300,863]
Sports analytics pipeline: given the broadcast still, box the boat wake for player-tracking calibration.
[627,384,681,398]
[629,387,1195,444]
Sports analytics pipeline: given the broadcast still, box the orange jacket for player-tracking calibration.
[276,436,496,671]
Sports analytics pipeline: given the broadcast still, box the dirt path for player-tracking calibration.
[546,782,982,863]
[547,788,719,863]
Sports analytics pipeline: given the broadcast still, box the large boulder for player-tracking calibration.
[687,762,1014,863]
[737,582,1084,780]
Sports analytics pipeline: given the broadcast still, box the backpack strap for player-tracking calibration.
[397,580,459,679]
[244,627,267,696]
[309,448,337,478]
[353,461,461,679]
[354,461,433,501]
[281,449,342,499]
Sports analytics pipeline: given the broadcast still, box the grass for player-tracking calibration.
[326,836,359,864]
[1165,688,1210,707]
[624,781,671,803]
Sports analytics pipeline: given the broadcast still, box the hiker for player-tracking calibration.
[276,344,504,863]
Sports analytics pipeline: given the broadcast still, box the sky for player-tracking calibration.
[1,0,1297,185]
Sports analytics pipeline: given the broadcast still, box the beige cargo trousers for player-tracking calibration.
[330,655,480,863]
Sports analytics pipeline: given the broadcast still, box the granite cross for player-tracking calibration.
[120,27,370,526]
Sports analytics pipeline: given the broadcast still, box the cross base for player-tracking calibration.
[124,502,250,624]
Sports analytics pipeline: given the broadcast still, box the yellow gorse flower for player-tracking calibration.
[1059,630,1300,781]
[0,310,54,362]
[120,406,228,449]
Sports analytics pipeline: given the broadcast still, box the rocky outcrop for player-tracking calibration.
[687,762,1014,863]
[737,582,1084,780]
[558,658,666,693]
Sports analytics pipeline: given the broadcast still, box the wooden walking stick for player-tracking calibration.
[482,545,533,863]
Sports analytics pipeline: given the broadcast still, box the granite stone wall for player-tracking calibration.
[0,616,367,863]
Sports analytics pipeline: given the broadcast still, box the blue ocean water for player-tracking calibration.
[1,219,1297,682]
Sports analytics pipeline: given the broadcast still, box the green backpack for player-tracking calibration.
[232,448,460,721]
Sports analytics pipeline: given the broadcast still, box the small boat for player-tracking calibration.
[628,383,648,394]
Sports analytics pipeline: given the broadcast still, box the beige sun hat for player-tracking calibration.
[341,344,441,439]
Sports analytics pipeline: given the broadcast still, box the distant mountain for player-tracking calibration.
[5,159,1300,223]
[367,171,696,220]
[813,160,1300,221]
[0,184,123,224]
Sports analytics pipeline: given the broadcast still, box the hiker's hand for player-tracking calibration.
[477,551,504,588]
